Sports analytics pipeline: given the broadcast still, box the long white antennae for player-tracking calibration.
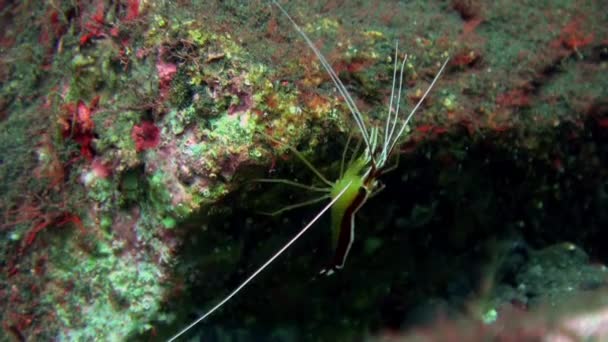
[382,49,409,163]
[168,181,353,341]
[386,57,450,156]
[271,0,371,150]
[383,42,400,157]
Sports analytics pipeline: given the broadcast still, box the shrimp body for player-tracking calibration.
[169,2,448,339]
[328,157,370,272]
[271,0,448,271]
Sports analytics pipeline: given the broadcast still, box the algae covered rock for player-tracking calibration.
[1,1,607,341]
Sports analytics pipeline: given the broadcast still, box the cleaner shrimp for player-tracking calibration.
[169,1,448,340]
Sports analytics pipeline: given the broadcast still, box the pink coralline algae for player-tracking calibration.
[59,97,99,160]
[156,57,177,98]
[91,158,111,179]
[132,121,160,152]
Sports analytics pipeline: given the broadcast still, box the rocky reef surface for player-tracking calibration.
[0,1,606,340]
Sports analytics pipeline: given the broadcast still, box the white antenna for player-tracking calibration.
[168,182,353,341]
[386,57,450,156]
[270,0,372,150]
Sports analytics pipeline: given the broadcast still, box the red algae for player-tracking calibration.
[131,121,160,152]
